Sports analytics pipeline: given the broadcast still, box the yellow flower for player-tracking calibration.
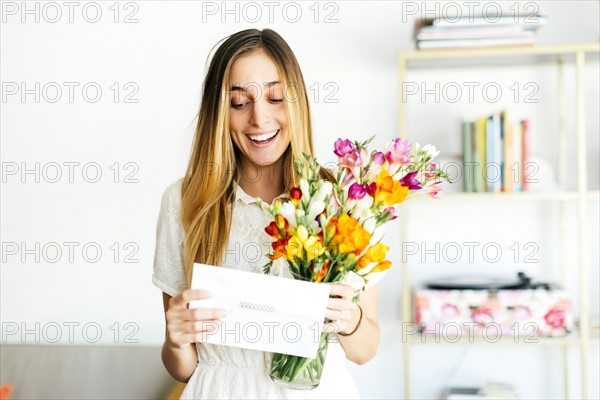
[332,214,371,255]
[286,225,324,262]
[358,243,390,269]
[375,170,408,205]
[370,260,392,273]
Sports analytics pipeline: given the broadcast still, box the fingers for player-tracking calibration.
[170,289,213,309]
[165,289,228,347]
[325,283,356,299]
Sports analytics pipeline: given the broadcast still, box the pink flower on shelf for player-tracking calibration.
[544,307,566,329]
[441,303,459,318]
[348,183,367,200]
[513,305,532,320]
[471,307,494,327]
[333,138,355,157]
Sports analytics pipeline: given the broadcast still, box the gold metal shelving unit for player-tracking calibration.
[398,43,600,400]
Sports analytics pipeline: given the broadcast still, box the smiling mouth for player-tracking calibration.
[247,129,279,144]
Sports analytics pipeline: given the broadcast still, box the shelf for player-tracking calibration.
[409,190,600,202]
[406,332,600,347]
[399,43,600,69]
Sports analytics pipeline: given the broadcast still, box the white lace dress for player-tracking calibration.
[152,178,360,400]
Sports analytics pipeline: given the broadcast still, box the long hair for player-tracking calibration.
[181,29,333,287]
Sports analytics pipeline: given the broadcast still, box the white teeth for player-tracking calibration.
[249,130,278,142]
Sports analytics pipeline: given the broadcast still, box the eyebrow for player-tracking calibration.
[230,81,280,92]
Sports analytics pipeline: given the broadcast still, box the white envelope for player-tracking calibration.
[189,263,331,359]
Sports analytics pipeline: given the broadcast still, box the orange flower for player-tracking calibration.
[358,242,390,269]
[313,261,330,282]
[374,170,409,206]
[332,214,371,255]
[370,260,392,273]
[270,237,289,260]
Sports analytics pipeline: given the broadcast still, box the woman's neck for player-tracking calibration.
[237,158,285,203]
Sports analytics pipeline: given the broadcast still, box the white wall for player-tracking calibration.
[1,1,598,399]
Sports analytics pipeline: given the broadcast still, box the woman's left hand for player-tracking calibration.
[322,283,360,335]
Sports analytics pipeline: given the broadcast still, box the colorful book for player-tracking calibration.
[473,117,487,192]
[521,120,530,191]
[461,121,474,192]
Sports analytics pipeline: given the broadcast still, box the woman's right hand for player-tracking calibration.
[165,289,228,349]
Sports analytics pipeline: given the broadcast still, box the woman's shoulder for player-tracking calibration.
[159,177,184,211]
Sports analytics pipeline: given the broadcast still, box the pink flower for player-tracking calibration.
[399,171,422,190]
[424,163,438,179]
[441,303,459,318]
[385,138,412,165]
[544,307,566,329]
[334,138,354,157]
[340,148,367,179]
[341,171,356,186]
[471,307,494,327]
[348,183,367,200]
[371,151,385,168]
[425,181,442,198]
[383,206,397,220]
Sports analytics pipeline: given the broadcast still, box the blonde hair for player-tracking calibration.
[181,29,333,287]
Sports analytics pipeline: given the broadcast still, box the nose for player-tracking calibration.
[249,99,271,127]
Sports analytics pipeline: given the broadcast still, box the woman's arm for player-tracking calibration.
[327,285,381,365]
[160,290,227,382]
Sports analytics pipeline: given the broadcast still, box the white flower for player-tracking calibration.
[422,144,440,159]
[307,200,325,221]
[300,179,310,202]
[314,181,333,203]
[280,202,297,227]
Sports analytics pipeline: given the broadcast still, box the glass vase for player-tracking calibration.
[268,331,330,390]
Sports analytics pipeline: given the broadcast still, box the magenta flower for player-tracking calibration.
[334,138,354,157]
[348,183,367,200]
[385,138,412,165]
[383,206,397,220]
[366,182,377,197]
[399,171,422,190]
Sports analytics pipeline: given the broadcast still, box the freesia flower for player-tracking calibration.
[424,163,438,179]
[348,183,367,200]
[358,242,390,269]
[279,202,297,227]
[425,181,442,198]
[340,148,367,178]
[331,214,371,255]
[307,200,326,221]
[383,206,397,220]
[365,151,386,181]
[333,138,354,157]
[399,171,422,190]
[421,144,440,159]
[374,170,409,205]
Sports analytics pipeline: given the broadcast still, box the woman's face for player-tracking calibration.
[228,49,291,169]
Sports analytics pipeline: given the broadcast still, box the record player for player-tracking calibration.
[414,272,573,338]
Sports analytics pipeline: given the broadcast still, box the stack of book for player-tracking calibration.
[414,14,547,50]
[461,112,530,193]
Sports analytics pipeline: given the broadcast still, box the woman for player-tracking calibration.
[152,29,380,399]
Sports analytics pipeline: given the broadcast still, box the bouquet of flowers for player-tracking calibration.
[257,136,449,390]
